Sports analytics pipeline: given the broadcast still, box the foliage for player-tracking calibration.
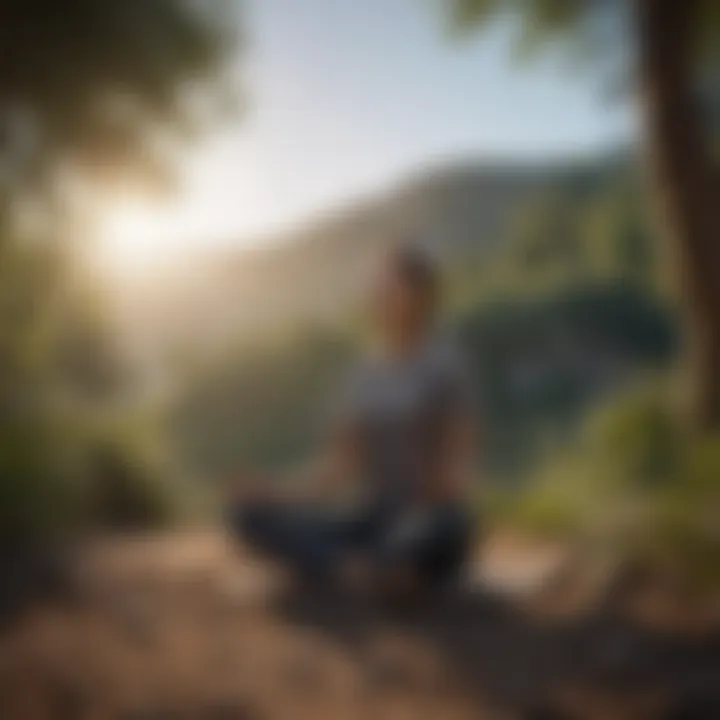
[82,419,177,531]
[0,1,240,543]
[458,279,677,476]
[0,215,177,539]
[447,0,719,59]
[0,416,84,541]
[502,383,720,583]
[0,0,239,193]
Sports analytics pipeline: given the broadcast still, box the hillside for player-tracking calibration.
[115,158,611,369]
[163,150,681,480]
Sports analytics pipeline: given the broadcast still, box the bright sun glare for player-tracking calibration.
[96,156,269,280]
[100,203,182,274]
[98,196,243,279]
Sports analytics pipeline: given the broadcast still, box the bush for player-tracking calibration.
[587,385,684,489]
[0,417,87,543]
[0,411,178,544]
[83,421,177,532]
[501,383,720,583]
[652,436,720,582]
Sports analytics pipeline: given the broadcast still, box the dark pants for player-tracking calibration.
[229,500,473,588]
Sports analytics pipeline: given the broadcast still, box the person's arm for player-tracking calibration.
[424,412,477,505]
[423,344,480,506]
[286,420,361,503]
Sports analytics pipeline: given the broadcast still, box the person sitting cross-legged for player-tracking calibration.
[228,244,479,603]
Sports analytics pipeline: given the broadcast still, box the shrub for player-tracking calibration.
[0,411,178,543]
[501,383,720,583]
[0,417,87,543]
[83,421,177,532]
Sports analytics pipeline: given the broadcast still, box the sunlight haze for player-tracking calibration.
[99,0,633,273]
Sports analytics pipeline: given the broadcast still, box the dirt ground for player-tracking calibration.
[1,532,720,720]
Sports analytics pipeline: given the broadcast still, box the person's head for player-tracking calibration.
[371,243,441,349]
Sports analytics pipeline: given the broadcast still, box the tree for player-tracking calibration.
[445,0,720,429]
[0,1,241,540]
[0,0,241,406]
[0,0,239,198]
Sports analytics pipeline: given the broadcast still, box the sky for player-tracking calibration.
[100,0,634,271]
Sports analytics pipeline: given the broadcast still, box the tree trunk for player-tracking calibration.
[637,0,720,429]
